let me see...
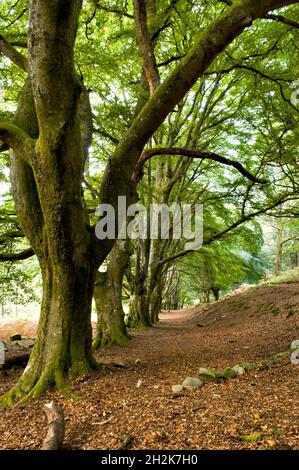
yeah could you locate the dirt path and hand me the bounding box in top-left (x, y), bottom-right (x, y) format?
top-left (0, 281), bottom-right (299, 450)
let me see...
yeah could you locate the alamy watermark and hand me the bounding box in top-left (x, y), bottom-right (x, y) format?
top-left (95, 197), bottom-right (203, 250)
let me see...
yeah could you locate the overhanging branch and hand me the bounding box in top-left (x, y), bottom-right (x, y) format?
top-left (132, 147), bottom-right (266, 184)
top-left (0, 248), bottom-right (35, 262)
top-left (159, 193), bottom-right (297, 267)
top-left (0, 33), bottom-right (28, 71)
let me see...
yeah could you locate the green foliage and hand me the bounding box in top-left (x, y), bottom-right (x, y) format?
top-left (1, 0), bottom-right (299, 313)
top-left (0, 260), bottom-right (38, 305)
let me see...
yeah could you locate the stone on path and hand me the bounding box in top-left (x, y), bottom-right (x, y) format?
top-left (172, 384), bottom-right (183, 395)
top-left (198, 367), bottom-right (217, 382)
top-left (182, 377), bottom-right (203, 390)
top-left (221, 367), bottom-right (237, 379)
top-left (232, 365), bottom-right (245, 375)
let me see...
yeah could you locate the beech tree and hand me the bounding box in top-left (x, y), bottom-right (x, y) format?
top-left (0, 0), bottom-right (299, 404)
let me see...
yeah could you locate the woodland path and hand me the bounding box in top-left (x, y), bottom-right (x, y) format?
top-left (0, 279), bottom-right (299, 449)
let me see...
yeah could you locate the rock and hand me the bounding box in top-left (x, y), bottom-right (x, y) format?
top-left (135, 359), bottom-right (141, 364)
top-left (291, 350), bottom-right (299, 365)
top-left (172, 384), bottom-right (183, 395)
top-left (290, 339), bottom-right (299, 350)
top-left (10, 334), bottom-right (22, 341)
top-left (221, 367), bottom-right (237, 379)
top-left (182, 377), bottom-right (203, 390)
top-left (198, 367), bottom-right (217, 382)
top-left (136, 379), bottom-right (143, 388)
top-left (232, 365), bottom-right (245, 376)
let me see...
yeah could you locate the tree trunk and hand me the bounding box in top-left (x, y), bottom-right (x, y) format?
top-left (126, 239), bottom-right (152, 328)
top-left (274, 221), bottom-right (284, 276)
top-left (3, 256), bottom-right (97, 405)
top-left (201, 290), bottom-right (210, 303)
top-left (127, 280), bottom-right (152, 328)
top-left (0, 0), bottom-right (100, 405)
top-left (211, 286), bottom-right (220, 301)
top-left (291, 252), bottom-right (299, 269)
top-left (93, 241), bottom-right (130, 349)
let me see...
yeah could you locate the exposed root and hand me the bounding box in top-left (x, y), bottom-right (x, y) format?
top-left (93, 332), bottom-right (129, 350)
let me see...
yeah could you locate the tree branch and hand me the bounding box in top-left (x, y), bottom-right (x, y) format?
top-left (0, 248), bottom-right (35, 262)
top-left (92, 1), bottom-right (134, 19)
top-left (0, 33), bottom-right (28, 71)
top-left (132, 147), bottom-right (266, 184)
top-left (0, 230), bottom-right (24, 244)
top-left (0, 122), bottom-right (35, 164)
top-left (159, 194), bottom-right (296, 266)
top-left (133, 0), bottom-right (160, 95)
top-left (264, 12), bottom-right (299, 28)
top-left (105, 0), bottom-right (299, 186)
top-left (220, 0), bottom-right (299, 28)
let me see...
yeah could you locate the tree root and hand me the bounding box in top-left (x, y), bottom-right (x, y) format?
top-left (92, 332), bottom-right (129, 350)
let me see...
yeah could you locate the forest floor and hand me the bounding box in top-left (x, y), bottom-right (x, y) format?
top-left (0, 271), bottom-right (299, 450)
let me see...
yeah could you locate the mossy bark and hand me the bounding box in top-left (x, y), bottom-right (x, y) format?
top-left (0, 1), bottom-right (99, 405)
top-left (2, 258), bottom-right (97, 405)
top-left (93, 241), bottom-right (130, 349)
top-left (127, 279), bottom-right (152, 328)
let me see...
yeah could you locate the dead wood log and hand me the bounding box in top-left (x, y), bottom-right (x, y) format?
top-left (41, 401), bottom-right (65, 450)
top-left (0, 353), bottom-right (29, 370)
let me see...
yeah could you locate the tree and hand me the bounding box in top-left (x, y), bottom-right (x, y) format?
top-left (1, 0), bottom-right (299, 404)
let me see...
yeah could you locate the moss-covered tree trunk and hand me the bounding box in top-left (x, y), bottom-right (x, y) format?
top-left (93, 241), bottom-right (130, 349)
top-left (0, 0), bottom-right (100, 404)
top-left (126, 238), bottom-right (152, 328)
top-left (5, 256), bottom-right (97, 404)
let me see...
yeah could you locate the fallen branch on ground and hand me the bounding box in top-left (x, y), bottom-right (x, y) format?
top-left (41, 401), bottom-right (65, 450)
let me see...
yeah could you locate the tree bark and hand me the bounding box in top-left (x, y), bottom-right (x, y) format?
top-left (274, 220), bottom-right (284, 276)
top-left (1, 0), bottom-right (100, 405)
top-left (93, 241), bottom-right (130, 349)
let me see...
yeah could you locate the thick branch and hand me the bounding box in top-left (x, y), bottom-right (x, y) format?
top-left (0, 33), bottom-right (28, 71)
top-left (0, 122), bottom-right (35, 165)
top-left (264, 13), bottom-right (299, 28)
top-left (0, 248), bottom-right (35, 262)
top-left (220, 0), bottom-right (299, 28)
top-left (0, 230), bottom-right (24, 244)
top-left (133, 0), bottom-right (160, 95)
top-left (133, 147), bottom-right (266, 184)
top-left (101, 0), bottom-right (299, 204)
